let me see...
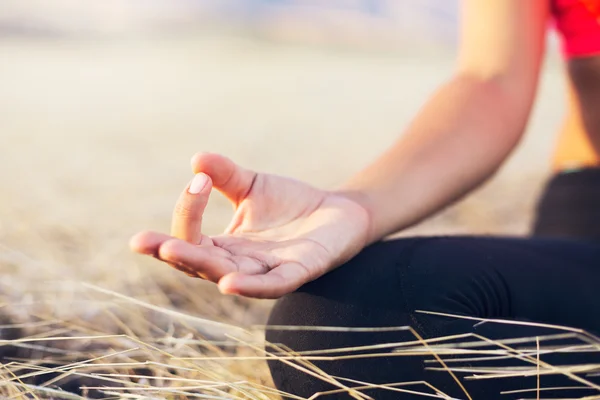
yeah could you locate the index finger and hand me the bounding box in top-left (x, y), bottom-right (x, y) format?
top-left (157, 238), bottom-right (236, 283)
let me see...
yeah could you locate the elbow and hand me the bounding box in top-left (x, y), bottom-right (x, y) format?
top-left (454, 66), bottom-right (538, 107)
top-left (451, 71), bottom-right (536, 144)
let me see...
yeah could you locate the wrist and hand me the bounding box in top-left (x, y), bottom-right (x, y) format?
top-left (329, 188), bottom-right (381, 245)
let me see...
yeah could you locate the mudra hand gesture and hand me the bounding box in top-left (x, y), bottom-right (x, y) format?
top-left (130, 152), bottom-right (371, 299)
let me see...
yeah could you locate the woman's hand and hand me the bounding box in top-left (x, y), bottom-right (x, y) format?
top-left (130, 153), bottom-right (371, 299)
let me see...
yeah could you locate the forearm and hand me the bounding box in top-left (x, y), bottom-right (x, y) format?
top-left (338, 73), bottom-right (532, 244)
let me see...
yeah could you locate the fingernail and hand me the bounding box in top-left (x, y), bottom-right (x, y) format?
top-left (188, 173), bottom-right (208, 194)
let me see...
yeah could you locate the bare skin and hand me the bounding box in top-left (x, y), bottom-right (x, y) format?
top-left (130, 0), bottom-right (599, 299)
top-left (553, 56), bottom-right (600, 169)
top-left (130, 152), bottom-right (370, 299)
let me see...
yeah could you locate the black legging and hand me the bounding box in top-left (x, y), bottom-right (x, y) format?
top-left (266, 170), bottom-right (600, 399)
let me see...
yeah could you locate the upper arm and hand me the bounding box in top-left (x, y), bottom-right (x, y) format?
top-left (456, 0), bottom-right (550, 105)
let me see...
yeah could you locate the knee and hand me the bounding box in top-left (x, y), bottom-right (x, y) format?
top-left (265, 237), bottom-right (486, 332)
top-left (264, 239), bottom-right (413, 356)
top-left (264, 253), bottom-right (416, 398)
top-left (266, 238), bottom-right (425, 333)
top-left (265, 238), bottom-right (437, 351)
top-left (264, 237), bottom-right (470, 397)
top-left (265, 284), bottom-right (374, 398)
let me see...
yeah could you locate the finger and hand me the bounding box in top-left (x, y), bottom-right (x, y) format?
top-left (217, 263), bottom-right (311, 299)
top-left (157, 238), bottom-right (237, 283)
top-left (129, 231), bottom-right (200, 276)
top-left (129, 230), bottom-right (172, 256)
top-left (171, 172), bottom-right (213, 244)
top-left (190, 152), bottom-right (257, 205)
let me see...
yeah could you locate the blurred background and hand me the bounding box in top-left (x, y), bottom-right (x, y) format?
top-left (0, 1), bottom-right (569, 397)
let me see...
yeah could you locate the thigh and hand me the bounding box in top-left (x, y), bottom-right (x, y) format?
top-left (400, 236), bottom-right (600, 336)
top-left (271, 235), bottom-right (600, 333)
top-left (266, 236), bottom-right (600, 399)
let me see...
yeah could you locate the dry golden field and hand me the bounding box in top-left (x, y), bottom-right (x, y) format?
top-left (1, 27), bottom-right (592, 398)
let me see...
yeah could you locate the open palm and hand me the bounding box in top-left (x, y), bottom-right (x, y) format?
top-left (130, 153), bottom-right (371, 299)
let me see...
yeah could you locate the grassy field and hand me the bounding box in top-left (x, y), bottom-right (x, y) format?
top-left (1, 30), bottom-right (596, 399)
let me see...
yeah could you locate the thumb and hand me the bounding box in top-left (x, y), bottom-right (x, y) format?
top-left (191, 152), bottom-right (257, 206)
top-left (171, 172), bottom-right (213, 244)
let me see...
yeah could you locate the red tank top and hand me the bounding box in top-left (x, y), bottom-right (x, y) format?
top-left (552, 0), bottom-right (600, 57)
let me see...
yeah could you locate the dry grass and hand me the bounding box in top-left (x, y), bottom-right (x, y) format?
top-left (0, 29), bottom-right (596, 399)
top-left (1, 298), bottom-right (599, 399)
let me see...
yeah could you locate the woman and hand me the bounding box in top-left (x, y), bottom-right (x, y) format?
top-left (130, 0), bottom-right (600, 398)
